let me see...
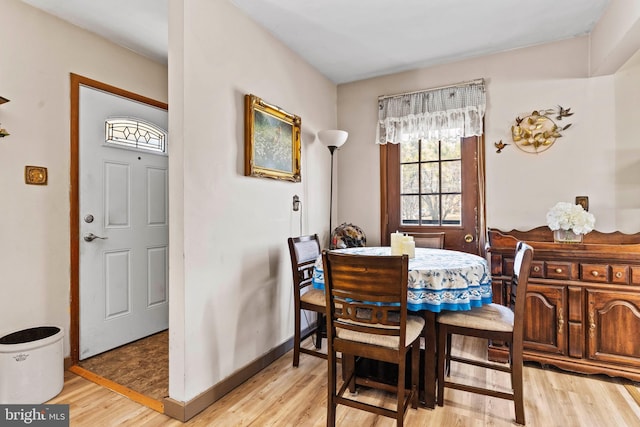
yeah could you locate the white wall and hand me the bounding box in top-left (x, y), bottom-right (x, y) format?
top-left (337, 36), bottom-right (621, 243)
top-left (614, 50), bottom-right (640, 232)
top-left (590, 0), bottom-right (640, 75)
top-left (168, 0), bottom-right (338, 401)
top-left (0, 0), bottom-right (167, 354)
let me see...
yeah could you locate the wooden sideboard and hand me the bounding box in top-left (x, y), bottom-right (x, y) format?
top-left (487, 227), bottom-right (640, 381)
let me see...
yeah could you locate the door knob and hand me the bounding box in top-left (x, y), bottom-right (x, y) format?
top-left (84, 233), bottom-right (108, 242)
top-left (464, 234), bottom-right (474, 243)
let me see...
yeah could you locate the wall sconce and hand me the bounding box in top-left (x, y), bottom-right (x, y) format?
top-left (317, 130), bottom-right (348, 235)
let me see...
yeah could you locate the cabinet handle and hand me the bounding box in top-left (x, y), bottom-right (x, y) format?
top-left (555, 268), bottom-right (563, 273)
top-left (615, 271), bottom-right (623, 279)
top-left (591, 271), bottom-right (599, 277)
top-left (588, 306), bottom-right (596, 338)
top-left (533, 266), bottom-right (540, 272)
top-left (557, 308), bottom-right (564, 334)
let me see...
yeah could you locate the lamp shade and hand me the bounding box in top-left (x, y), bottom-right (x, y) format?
top-left (317, 130), bottom-right (348, 148)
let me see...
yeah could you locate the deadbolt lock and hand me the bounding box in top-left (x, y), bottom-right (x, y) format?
top-left (464, 234), bottom-right (474, 243)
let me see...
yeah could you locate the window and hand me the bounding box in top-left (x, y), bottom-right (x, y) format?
top-left (378, 80), bottom-right (486, 253)
top-left (400, 137), bottom-right (462, 226)
top-left (105, 118), bottom-right (167, 154)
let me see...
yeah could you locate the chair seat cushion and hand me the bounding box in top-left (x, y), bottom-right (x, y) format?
top-left (437, 303), bottom-right (514, 332)
top-left (300, 288), bottom-right (326, 307)
top-left (336, 315), bottom-right (425, 349)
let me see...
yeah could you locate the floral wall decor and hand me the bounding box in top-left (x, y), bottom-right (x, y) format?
top-left (511, 106), bottom-right (573, 154)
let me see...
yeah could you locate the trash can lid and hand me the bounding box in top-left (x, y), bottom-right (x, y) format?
top-left (0, 326), bottom-right (61, 345)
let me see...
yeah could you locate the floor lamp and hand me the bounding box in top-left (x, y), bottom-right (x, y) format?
top-left (317, 130), bottom-right (348, 242)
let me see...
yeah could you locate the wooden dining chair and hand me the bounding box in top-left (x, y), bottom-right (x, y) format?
top-left (288, 235), bottom-right (327, 367)
top-left (322, 251), bottom-right (425, 427)
top-left (436, 241), bottom-right (533, 425)
top-left (412, 232), bottom-right (445, 249)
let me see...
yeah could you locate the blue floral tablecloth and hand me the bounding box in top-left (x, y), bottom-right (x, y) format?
top-left (313, 246), bottom-right (492, 312)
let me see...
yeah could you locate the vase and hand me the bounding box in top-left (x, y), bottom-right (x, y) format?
top-left (554, 229), bottom-right (583, 243)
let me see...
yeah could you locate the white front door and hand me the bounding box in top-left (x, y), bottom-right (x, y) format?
top-left (79, 85), bottom-right (169, 359)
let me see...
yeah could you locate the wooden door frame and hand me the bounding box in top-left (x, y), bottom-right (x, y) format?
top-left (379, 135), bottom-right (487, 255)
top-left (69, 73), bottom-right (168, 363)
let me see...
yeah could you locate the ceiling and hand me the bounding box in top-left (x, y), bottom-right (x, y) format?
top-left (20, 0), bottom-right (610, 84)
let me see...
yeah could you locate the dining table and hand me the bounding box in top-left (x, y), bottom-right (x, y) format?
top-left (312, 246), bottom-right (493, 408)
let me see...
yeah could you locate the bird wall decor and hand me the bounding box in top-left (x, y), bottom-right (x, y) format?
top-left (511, 106), bottom-right (573, 154)
top-left (494, 140), bottom-right (508, 153)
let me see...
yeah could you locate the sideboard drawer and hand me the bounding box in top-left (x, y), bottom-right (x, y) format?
top-left (530, 261), bottom-right (544, 278)
top-left (581, 263), bottom-right (610, 283)
top-left (546, 262), bottom-right (574, 280)
top-left (505, 259), bottom-right (549, 278)
top-left (611, 265), bottom-right (630, 285)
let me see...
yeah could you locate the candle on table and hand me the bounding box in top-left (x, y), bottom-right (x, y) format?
top-left (390, 231), bottom-right (403, 255)
top-left (402, 235), bottom-right (415, 258)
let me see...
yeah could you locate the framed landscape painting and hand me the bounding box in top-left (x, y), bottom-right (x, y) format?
top-left (244, 94), bottom-right (301, 182)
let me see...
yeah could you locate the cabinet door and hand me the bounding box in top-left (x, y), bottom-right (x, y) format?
top-left (524, 283), bottom-right (567, 355)
top-left (586, 289), bottom-right (640, 367)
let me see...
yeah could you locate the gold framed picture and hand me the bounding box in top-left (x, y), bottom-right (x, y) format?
top-left (244, 94), bottom-right (301, 182)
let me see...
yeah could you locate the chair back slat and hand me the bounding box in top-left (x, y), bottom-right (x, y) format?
top-left (412, 232), bottom-right (445, 249)
top-left (296, 261), bottom-right (315, 290)
top-left (335, 301), bottom-right (401, 328)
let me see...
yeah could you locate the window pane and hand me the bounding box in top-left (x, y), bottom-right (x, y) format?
top-left (441, 138), bottom-right (461, 160)
top-left (441, 160), bottom-right (461, 193)
top-left (400, 140), bottom-right (419, 163)
top-left (420, 163), bottom-right (439, 193)
top-left (401, 195), bottom-right (419, 225)
top-left (397, 137), bottom-right (466, 228)
top-left (105, 118), bottom-right (167, 154)
top-left (401, 164), bottom-right (419, 193)
top-left (420, 139), bottom-right (439, 161)
top-left (441, 194), bottom-right (462, 225)
top-left (420, 195), bottom-right (440, 225)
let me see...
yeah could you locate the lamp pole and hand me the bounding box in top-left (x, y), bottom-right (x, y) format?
top-left (328, 145), bottom-right (338, 238)
top-left (317, 129), bottom-right (348, 248)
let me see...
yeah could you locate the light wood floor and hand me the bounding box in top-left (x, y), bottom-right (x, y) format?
top-left (50, 336), bottom-right (640, 426)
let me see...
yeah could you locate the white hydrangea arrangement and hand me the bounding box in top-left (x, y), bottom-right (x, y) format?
top-left (546, 202), bottom-right (596, 235)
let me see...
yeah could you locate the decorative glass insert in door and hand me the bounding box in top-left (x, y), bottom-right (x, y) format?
top-left (105, 118), bottom-right (167, 154)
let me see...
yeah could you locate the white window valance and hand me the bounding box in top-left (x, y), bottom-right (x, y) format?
top-left (377, 79), bottom-right (486, 144)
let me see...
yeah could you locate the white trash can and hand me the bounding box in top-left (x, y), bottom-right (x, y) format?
top-left (0, 326), bottom-right (64, 404)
